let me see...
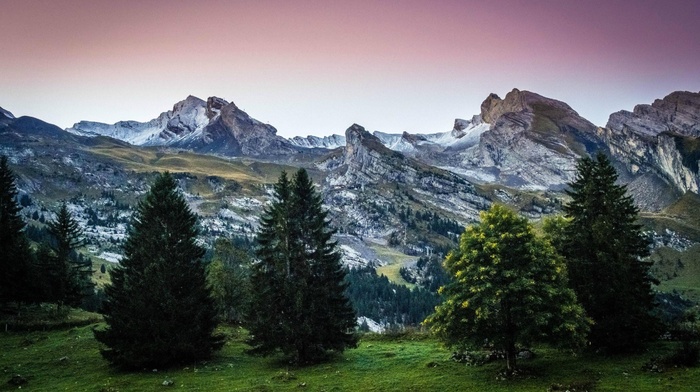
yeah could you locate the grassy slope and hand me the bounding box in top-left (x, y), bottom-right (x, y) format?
top-left (371, 245), bottom-right (417, 289)
top-left (642, 193), bottom-right (700, 300)
top-left (1, 324), bottom-right (699, 391)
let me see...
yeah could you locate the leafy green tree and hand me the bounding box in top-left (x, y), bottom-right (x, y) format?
top-left (541, 215), bottom-right (570, 253)
top-left (247, 169), bottom-right (357, 364)
top-left (44, 203), bottom-right (92, 308)
top-left (94, 172), bottom-right (223, 369)
top-left (425, 205), bottom-right (590, 372)
top-left (207, 238), bottom-right (251, 324)
top-left (562, 152), bottom-right (658, 352)
top-left (0, 155), bottom-right (35, 305)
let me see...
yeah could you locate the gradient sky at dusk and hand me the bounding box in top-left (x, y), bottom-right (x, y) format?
top-left (1, 0), bottom-right (699, 137)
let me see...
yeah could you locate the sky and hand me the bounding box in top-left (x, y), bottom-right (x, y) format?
top-left (1, 0), bottom-right (699, 138)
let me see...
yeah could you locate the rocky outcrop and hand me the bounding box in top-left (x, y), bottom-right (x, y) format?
top-left (0, 106), bottom-right (15, 121)
top-left (183, 100), bottom-right (298, 157)
top-left (438, 89), bottom-right (603, 190)
top-left (327, 124), bottom-right (489, 224)
top-left (601, 91), bottom-right (700, 196)
top-left (607, 91), bottom-right (700, 137)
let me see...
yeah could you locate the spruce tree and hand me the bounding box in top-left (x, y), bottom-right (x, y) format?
top-left (0, 155), bottom-right (34, 305)
top-left (247, 169), bottom-right (357, 364)
top-left (94, 172), bottom-right (223, 368)
top-left (45, 203), bottom-right (92, 308)
top-left (562, 152), bottom-right (658, 352)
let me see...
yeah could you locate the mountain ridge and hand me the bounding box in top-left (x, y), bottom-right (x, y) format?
top-left (7, 88), bottom-right (700, 208)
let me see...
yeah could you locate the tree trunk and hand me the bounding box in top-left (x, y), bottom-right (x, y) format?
top-left (505, 339), bottom-right (517, 373)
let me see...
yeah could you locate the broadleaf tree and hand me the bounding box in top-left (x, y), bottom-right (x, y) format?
top-left (247, 169), bottom-right (357, 364)
top-left (561, 152), bottom-right (658, 352)
top-left (206, 238), bottom-right (252, 324)
top-left (425, 204), bottom-right (590, 372)
top-left (94, 172), bottom-right (223, 369)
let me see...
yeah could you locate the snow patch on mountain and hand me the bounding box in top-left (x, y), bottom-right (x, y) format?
top-left (289, 134), bottom-right (346, 149)
top-left (66, 96), bottom-right (211, 145)
top-left (370, 116), bottom-right (488, 155)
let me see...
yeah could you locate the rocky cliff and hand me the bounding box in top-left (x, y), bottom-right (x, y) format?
top-left (325, 124), bottom-right (489, 229)
top-left (600, 91), bottom-right (700, 202)
top-left (421, 89), bottom-right (603, 190)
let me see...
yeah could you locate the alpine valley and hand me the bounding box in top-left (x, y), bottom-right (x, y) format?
top-left (2, 88), bottom-right (700, 329)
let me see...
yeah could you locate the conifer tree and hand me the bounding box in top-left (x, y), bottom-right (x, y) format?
top-left (247, 169), bottom-right (357, 364)
top-left (94, 172), bottom-right (223, 368)
top-left (425, 205), bottom-right (590, 372)
top-left (45, 203), bottom-right (92, 308)
top-left (0, 155), bottom-right (35, 305)
top-left (562, 152), bottom-right (658, 352)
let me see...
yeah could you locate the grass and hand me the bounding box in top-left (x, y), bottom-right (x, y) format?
top-left (1, 323), bottom-right (700, 391)
top-left (88, 145), bottom-right (268, 184)
top-left (653, 244), bottom-right (700, 302)
top-left (371, 245), bottom-right (417, 289)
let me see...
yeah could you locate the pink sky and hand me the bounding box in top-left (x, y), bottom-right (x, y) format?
top-left (1, 0), bottom-right (698, 137)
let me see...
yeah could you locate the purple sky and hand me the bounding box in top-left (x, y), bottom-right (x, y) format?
top-left (1, 0), bottom-right (698, 137)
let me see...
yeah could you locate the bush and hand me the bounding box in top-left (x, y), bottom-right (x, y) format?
top-left (665, 341), bottom-right (700, 367)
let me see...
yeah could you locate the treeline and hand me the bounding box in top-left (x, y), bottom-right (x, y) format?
top-left (1, 156), bottom-right (94, 312)
top-left (345, 267), bottom-right (441, 327)
top-left (399, 255), bottom-right (451, 293)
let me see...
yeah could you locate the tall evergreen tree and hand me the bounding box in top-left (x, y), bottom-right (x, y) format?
top-left (0, 155), bottom-right (34, 305)
top-left (44, 203), bottom-right (92, 308)
top-left (247, 169), bottom-right (357, 364)
top-left (94, 172), bottom-right (223, 368)
top-left (562, 152), bottom-right (658, 352)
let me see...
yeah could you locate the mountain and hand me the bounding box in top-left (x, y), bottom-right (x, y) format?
top-left (67, 96), bottom-right (301, 157)
top-left (4, 89), bottom-right (700, 325)
top-left (0, 106), bottom-right (15, 121)
top-left (601, 91), bottom-right (700, 204)
top-left (319, 123), bottom-right (493, 248)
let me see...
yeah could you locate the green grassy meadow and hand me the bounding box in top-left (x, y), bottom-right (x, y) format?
top-left (1, 320), bottom-right (699, 392)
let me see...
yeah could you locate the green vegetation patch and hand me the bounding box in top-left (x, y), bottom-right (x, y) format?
top-left (2, 326), bottom-right (700, 391)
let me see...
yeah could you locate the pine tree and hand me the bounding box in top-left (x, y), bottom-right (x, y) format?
top-left (94, 172), bottom-right (223, 368)
top-left (44, 203), bottom-right (92, 308)
top-left (562, 152), bottom-right (658, 352)
top-left (247, 169), bottom-right (357, 364)
top-left (0, 155), bottom-right (35, 305)
top-left (425, 205), bottom-right (590, 372)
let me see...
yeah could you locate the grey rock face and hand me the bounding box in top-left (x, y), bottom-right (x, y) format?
top-left (327, 124), bottom-right (489, 224)
top-left (602, 91), bottom-right (700, 196)
top-left (437, 89), bottom-right (602, 190)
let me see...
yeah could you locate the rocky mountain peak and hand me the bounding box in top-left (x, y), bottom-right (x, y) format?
top-left (480, 88), bottom-right (579, 125)
top-left (0, 106), bottom-right (16, 120)
top-left (607, 91), bottom-right (700, 137)
top-left (206, 96), bottom-right (229, 119)
top-left (345, 124), bottom-right (379, 163)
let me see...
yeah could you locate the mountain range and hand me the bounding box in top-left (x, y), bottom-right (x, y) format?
top-left (2, 88), bottom-right (700, 273)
